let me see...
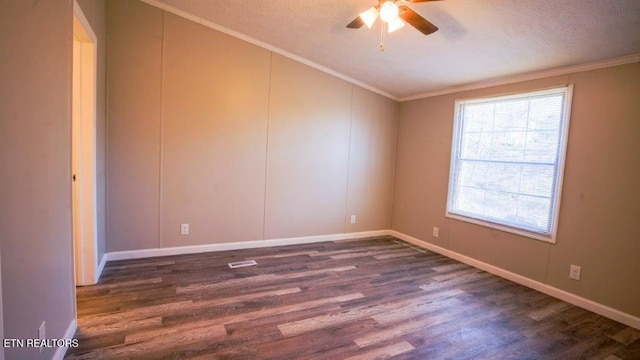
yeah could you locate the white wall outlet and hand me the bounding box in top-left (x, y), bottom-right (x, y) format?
top-left (180, 223), bottom-right (189, 235)
top-left (432, 227), bottom-right (439, 237)
top-left (350, 215), bottom-right (356, 224)
top-left (569, 264), bottom-right (581, 280)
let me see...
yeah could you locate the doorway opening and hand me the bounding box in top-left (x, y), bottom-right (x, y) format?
top-left (72, 2), bottom-right (99, 286)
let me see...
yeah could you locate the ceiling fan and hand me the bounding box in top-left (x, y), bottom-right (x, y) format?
top-left (347, 0), bottom-right (441, 49)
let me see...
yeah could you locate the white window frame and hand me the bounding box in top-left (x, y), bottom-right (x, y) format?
top-left (446, 85), bottom-right (573, 243)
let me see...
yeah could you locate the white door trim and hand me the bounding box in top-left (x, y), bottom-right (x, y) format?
top-left (72, 1), bottom-right (99, 286)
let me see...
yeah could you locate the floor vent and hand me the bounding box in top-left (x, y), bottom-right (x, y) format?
top-left (228, 260), bottom-right (258, 269)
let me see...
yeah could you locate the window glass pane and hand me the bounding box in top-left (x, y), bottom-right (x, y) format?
top-left (494, 99), bottom-right (528, 131)
top-left (447, 87), bottom-right (570, 240)
top-left (528, 96), bottom-right (563, 130)
top-left (484, 190), bottom-right (518, 222)
top-left (519, 165), bottom-right (554, 197)
top-left (490, 131), bottom-right (526, 161)
top-left (456, 186), bottom-right (485, 214)
top-left (525, 130), bottom-right (559, 163)
top-left (460, 133), bottom-right (480, 159)
top-left (463, 103), bottom-right (494, 132)
top-left (516, 195), bottom-right (551, 232)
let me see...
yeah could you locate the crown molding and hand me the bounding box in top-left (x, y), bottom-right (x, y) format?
top-left (133, 1), bottom-right (640, 104)
top-left (400, 53), bottom-right (640, 102)
top-left (138, 0), bottom-right (399, 101)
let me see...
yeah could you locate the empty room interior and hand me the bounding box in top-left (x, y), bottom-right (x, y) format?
top-left (1, 0), bottom-right (639, 359)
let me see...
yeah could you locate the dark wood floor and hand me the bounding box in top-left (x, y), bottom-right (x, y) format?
top-left (66, 236), bottom-right (640, 359)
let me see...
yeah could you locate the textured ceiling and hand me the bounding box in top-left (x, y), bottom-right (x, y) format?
top-left (146, 0), bottom-right (640, 100)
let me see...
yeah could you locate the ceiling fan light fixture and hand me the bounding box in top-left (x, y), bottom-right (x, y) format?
top-left (346, 0), bottom-right (440, 51)
top-left (379, 1), bottom-right (399, 23)
top-left (387, 17), bottom-right (405, 33)
top-left (359, 7), bottom-right (378, 28)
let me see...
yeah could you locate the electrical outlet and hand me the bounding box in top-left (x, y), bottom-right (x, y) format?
top-left (432, 227), bottom-right (439, 237)
top-left (569, 264), bottom-right (581, 281)
top-left (350, 215), bottom-right (356, 224)
top-left (180, 223), bottom-right (189, 235)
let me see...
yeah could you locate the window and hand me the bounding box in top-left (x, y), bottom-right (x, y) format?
top-left (446, 86), bottom-right (572, 242)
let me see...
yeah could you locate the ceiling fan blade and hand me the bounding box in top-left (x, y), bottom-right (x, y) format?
top-left (398, 6), bottom-right (439, 35)
top-left (346, 16), bottom-right (365, 29)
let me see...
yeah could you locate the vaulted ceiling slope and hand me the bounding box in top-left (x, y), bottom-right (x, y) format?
top-left (145, 0), bottom-right (640, 100)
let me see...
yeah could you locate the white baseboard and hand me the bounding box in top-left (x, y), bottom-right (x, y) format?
top-left (105, 230), bottom-right (390, 261)
top-left (101, 228), bottom-right (638, 330)
top-left (96, 253), bottom-right (107, 281)
top-left (388, 230), bottom-right (640, 330)
top-left (52, 319), bottom-right (77, 360)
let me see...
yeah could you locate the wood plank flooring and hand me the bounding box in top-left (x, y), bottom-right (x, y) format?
top-left (66, 236), bottom-right (640, 359)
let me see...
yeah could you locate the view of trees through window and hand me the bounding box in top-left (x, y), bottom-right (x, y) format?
top-left (447, 87), bottom-right (571, 239)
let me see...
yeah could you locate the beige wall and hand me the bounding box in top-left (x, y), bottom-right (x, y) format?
top-left (0, 0), bottom-right (77, 358)
top-left (106, 0), bottom-right (637, 324)
top-left (393, 63), bottom-right (640, 317)
top-left (107, 1), bottom-right (399, 250)
top-left (346, 87), bottom-right (398, 232)
top-left (161, 13), bottom-right (270, 247)
top-left (265, 55), bottom-right (352, 239)
top-left (107, 0), bottom-right (163, 251)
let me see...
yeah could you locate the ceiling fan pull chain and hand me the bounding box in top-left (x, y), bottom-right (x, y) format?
top-left (346, 1), bottom-right (440, 51)
top-left (380, 21), bottom-right (386, 51)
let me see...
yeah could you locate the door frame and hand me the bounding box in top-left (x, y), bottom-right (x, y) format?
top-left (72, 1), bottom-right (99, 286)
